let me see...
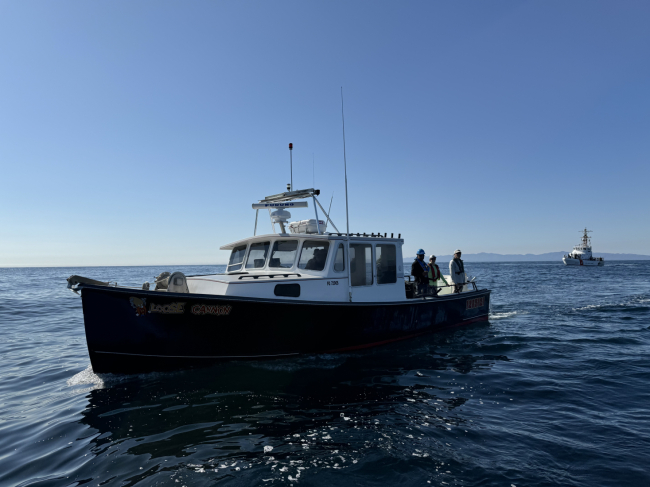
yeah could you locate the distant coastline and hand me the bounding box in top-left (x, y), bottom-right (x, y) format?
top-left (404, 252), bottom-right (650, 263)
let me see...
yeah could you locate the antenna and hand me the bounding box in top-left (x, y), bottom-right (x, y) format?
top-left (328, 192), bottom-right (334, 216)
top-left (341, 87), bottom-right (352, 302)
top-left (341, 88), bottom-right (350, 238)
top-left (289, 143), bottom-right (293, 191)
top-left (313, 153), bottom-right (315, 188)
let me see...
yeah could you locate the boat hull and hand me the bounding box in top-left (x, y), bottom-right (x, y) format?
top-left (79, 285), bottom-right (491, 373)
top-left (562, 258), bottom-right (604, 266)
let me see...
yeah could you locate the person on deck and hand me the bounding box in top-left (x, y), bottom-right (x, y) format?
top-left (449, 250), bottom-right (466, 293)
top-left (411, 249), bottom-right (429, 296)
top-left (428, 255), bottom-right (448, 293)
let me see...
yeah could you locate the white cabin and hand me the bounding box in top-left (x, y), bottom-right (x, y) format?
top-left (176, 187), bottom-right (469, 301)
top-left (186, 233), bottom-right (407, 302)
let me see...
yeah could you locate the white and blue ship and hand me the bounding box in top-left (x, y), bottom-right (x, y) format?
top-left (563, 228), bottom-right (605, 266)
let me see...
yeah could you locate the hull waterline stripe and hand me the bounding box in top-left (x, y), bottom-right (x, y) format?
top-left (322, 314), bottom-right (490, 353)
top-left (463, 313), bottom-right (490, 322)
top-left (93, 351), bottom-right (300, 359)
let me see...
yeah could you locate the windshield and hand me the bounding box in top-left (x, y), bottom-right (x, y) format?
top-left (269, 240), bottom-right (298, 268)
top-left (298, 241), bottom-right (330, 271)
top-left (227, 245), bottom-right (247, 272)
top-left (245, 241), bottom-right (270, 269)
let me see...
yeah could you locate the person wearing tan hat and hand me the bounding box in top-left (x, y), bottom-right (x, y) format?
top-left (449, 249), bottom-right (466, 293)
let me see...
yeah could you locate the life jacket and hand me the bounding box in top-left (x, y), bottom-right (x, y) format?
top-left (429, 264), bottom-right (441, 281)
top-left (416, 259), bottom-right (429, 273)
top-left (429, 264), bottom-right (442, 286)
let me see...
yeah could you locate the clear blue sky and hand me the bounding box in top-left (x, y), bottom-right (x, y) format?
top-left (1, 0), bottom-right (648, 266)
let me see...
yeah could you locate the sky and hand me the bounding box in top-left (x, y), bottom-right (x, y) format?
top-left (0, 0), bottom-right (648, 266)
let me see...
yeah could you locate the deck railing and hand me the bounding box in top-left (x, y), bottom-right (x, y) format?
top-left (403, 276), bottom-right (478, 296)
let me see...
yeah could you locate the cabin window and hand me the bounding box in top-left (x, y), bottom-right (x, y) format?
top-left (333, 243), bottom-right (345, 272)
top-left (274, 283), bottom-right (300, 297)
top-left (376, 244), bottom-right (397, 284)
top-left (269, 240), bottom-right (298, 268)
top-left (227, 245), bottom-right (247, 272)
top-left (245, 241), bottom-right (270, 269)
top-left (350, 244), bottom-right (373, 286)
top-left (298, 241), bottom-right (330, 271)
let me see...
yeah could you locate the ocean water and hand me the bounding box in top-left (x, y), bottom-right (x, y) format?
top-left (0, 262), bottom-right (649, 487)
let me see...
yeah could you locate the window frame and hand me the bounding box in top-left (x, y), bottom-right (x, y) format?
top-left (297, 239), bottom-right (331, 272)
top-left (268, 239), bottom-right (299, 269)
top-left (244, 241), bottom-right (271, 270)
top-left (332, 242), bottom-right (346, 273)
top-left (227, 244), bottom-right (248, 273)
top-left (375, 243), bottom-right (397, 285)
top-left (350, 243), bottom-right (374, 287)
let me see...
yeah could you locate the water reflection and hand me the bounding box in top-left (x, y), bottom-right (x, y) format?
top-left (73, 323), bottom-right (505, 485)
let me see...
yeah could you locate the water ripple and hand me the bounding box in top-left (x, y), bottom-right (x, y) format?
top-left (0, 263), bottom-right (649, 486)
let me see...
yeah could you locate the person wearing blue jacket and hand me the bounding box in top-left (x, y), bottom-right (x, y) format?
top-left (410, 249), bottom-right (429, 296)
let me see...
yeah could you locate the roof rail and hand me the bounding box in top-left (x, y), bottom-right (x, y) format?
top-left (260, 188), bottom-right (320, 203)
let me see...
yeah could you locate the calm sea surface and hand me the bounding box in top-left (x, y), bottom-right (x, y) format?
top-left (1, 262), bottom-right (649, 487)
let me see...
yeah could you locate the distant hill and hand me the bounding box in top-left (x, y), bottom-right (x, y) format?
top-left (404, 252), bottom-right (650, 263)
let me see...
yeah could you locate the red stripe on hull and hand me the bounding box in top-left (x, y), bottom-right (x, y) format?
top-left (323, 314), bottom-right (489, 353)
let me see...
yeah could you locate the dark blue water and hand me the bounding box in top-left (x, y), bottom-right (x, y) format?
top-left (1, 262), bottom-right (649, 487)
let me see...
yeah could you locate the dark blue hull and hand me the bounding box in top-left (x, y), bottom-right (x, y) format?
top-left (79, 285), bottom-right (491, 373)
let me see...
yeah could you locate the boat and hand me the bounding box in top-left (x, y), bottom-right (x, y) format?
top-left (562, 228), bottom-right (604, 266)
top-left (67, 187), bottom-right (492, 373)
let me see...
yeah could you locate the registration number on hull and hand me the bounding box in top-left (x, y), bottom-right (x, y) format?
top-left (466, 297), bottom-right (485, 310)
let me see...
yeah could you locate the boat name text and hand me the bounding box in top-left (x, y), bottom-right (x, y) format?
top-left (191, 304), bottom-right (232, 316)
top-left (149, 302), bottom-right (185, 314)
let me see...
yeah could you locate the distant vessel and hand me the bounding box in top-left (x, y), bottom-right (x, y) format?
top-left (563, 229), bottom-right (604, 266)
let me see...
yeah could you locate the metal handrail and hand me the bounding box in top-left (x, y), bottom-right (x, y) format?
top-left (404, 276), bottom-right (478, 294)
top-left (238, 273), bottom-right (302, 280)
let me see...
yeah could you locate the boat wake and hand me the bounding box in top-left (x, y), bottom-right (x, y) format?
top-left (572, 295), bottom-right (650, 312)
top-left (249, 354), bottom-right (350, 372)
top-left (67, 365), bottom-right (105, 391)
top-left (489, 311), bottom-right (524, 320)
top-left (67, 364), bottom-right (184, 391)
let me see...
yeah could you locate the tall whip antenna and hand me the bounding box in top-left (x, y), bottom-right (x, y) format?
top-left (341, 87), bottom-right (352, 302)
top-left (341, 88), bottom-right (350, 238)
